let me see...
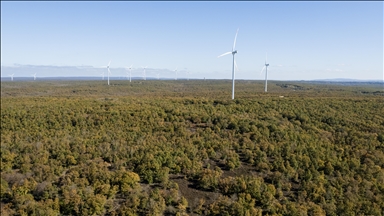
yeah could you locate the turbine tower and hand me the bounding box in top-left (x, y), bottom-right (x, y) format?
top-left (100, 72), bottom-right (105, 80)
top-left (9, 73), bottom-right (14, 81)
top-left (32, 73), bottom-right (37, 81)
top-left (218, 28), bottom-right (239, 100)
top-left (260, 53), bottom-right (269, 92)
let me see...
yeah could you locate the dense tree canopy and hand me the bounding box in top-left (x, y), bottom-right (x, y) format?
top-left (1, 80), bottom-right (383, 215)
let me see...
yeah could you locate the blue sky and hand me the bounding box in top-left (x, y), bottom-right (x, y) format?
top-left (1, 1), bottom-right (383, 80)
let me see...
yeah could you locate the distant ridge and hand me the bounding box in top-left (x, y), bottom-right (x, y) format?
top-left (312, 78), bottom-right (383, 83)
top-left (1, 77), bottom-right (383, 83)
top-left (0, 77), bottom-right (188, 81)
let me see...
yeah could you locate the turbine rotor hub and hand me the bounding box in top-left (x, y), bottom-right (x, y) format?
top-left (232, 50), bottom-right (237, 54)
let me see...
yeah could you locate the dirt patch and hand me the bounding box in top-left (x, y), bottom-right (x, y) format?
top-left (172, 177), bottom-right (220, 213)
top-left (221, 162), bottom-right (259, 178)
top-left (169, 161), bottom-right (262, 214)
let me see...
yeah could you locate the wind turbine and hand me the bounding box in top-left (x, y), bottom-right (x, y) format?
top-left (157, 73), bottom-right (160, 80)
top-left (102, 60), bottom-right (111, 85)
top-left (107, 61), bottom-right (112, 85)
top-left (174, 68), bottom-right (178, 80)
top-left (9, 73), bottom-right (14, 81)
top-left (260, 53), bottom-right (269, 92)
top-left (32, 73), bottom-right (36, 81)
top-left (100, 72), bottom-right (105, 80)
top-left (142, 66), bottom-right (147, 80)
top-left (126, 65), bottom-right (133, 82)
top-left (218, 28), bottom-right (239, 100)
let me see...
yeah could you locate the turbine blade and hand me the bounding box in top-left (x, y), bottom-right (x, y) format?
top-left (260, 66), bottom-right (266, 75)
top-left (233, 28), bottom-right (239, 51)
top-left (234, 60), bottom-right (239, 72)
top-left (217, 51), bottom-right (232, 58)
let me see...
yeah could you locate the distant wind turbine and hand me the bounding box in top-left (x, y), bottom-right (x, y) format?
top-left (126, 65), bottom-right (133, 82)
top-left (260, 53), bottom-right (269, 92)
top-left (142, 66), bottom-right (147, 80)
top-left (107, 61), bottom-right (111, 85)
top-left (174, 68), bottom-right (178, 80)
top-left (96, 63), bottom-right (111, 82)
top-left (32, 73), bottom-right (37, 81)
top-left (101, 60), bottom-right (112, 85)
top-left (9, 73), bottom-right (14, 81)
top-left (157, 73), bottom-right (160, 80)
top-left (218, 28), bottom-right (239, 100)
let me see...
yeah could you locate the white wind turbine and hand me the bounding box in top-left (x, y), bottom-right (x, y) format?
top-left (9, 73), bottom-right (14, 81)
top-left (101, 60), bottom-right (111, 85)
top-left (32, 73), bottom-right (37, 80)
top-left (126, 65), bottom-right (133, 82)
top-left (142, 66), bottom-right (147, 80)
top-left (260, 53), bottom-right (269, 92)
top-left (218, 28), bottom-right (239, 100)
top-left (174, 68), bottom-right (178, 80)
top-left (157, 72), bottom-right (160, 80)
top-left (107, 61), bottom-right (111, 85)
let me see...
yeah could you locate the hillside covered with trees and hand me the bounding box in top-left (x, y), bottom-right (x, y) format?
top-left (1, 80), bottom-right (383, 215)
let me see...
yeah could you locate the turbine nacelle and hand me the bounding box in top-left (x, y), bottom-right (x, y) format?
top-left (232, 50), bottom-right (238, 55)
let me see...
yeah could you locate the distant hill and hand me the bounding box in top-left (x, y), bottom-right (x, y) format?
top-left (312, 78), bottom-right (383, 83)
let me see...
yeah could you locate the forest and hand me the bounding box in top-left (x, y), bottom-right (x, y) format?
top-left (1, 80), bottom-right (384, 215)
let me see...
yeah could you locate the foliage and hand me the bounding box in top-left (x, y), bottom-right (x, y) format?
top-left (1, 80), bottom-right (383, 215)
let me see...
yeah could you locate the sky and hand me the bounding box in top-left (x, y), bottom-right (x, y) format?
top-left (1, 1), bottom-right (383, 80)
